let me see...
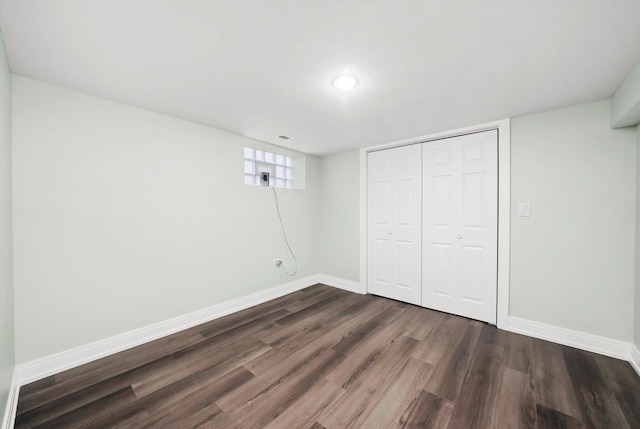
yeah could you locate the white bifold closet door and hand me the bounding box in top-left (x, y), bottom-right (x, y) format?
top-left (367, 144), bottom-right (422, 305)
top-left (422, 130), bottom-right (498, 324)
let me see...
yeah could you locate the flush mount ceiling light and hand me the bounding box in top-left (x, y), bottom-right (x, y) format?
top-left (331, 74), bottom-right (359, 90)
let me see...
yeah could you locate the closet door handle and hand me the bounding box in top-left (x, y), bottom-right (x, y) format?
top-left (456, 234), bottom-right (463, 239)
top-left (387, 230), bottom-right (393, 236)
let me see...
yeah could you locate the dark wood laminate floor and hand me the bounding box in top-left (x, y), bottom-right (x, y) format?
top-left (15, 284), bottom-right (640, 428)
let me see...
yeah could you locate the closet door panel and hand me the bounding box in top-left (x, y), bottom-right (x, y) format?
top-left (367, 144), bottom-right (422, 305)
top-left (422, 131), bottom-right (498, 324)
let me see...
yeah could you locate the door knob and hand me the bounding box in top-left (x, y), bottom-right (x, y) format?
top-left (456, 234), bottom-right (463, 239)
top-left (387, 230), bottom-right (393, 235)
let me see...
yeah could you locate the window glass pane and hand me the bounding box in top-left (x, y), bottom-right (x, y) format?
top-left (265, 151), bottom-right (274, 164)
top-left (244, 147), bottom-right (297, 188)
top-left (244, 160), bottom-right (255, 175)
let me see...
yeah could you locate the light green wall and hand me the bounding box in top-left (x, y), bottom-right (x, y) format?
top-left (611, 59), bottom-right (640, 128)
top-left (511, 100), bottom-right (636, 341)
top-left (636, 123), bottom-right (640, 349)
top-left (9, 70), bottom-right (640, 369)
top-left (317, 150), bottom-right (360, 281)
top-left (0, 30), bottom-right (14, 425)
top-left (309, 104), bottom-right (639, 344)
top-left (12, 76), bottom-right (320, 363)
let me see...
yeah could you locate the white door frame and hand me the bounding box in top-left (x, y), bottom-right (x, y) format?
top-left (359, 119), bottom-right (511, 329)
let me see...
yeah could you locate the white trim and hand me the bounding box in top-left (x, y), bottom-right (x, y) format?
top-left (316, 273), bottom-right (366, 294)
top-left (496, 120), bottom-right (511, 329)
top-left (364, 119), bottom-right (510, 152)
top-left (508, 316), bottom-right (631, 361)
top-left (359, 119), bottom-right (511, 328)
top-left (1, 369), bottom-right (19, 429)
top-left (359, 148), bottom-right (368, 295)
top-left (630, 344), bottom-right (640, 377)
top-left (16, 275), bottom-right (318, 385)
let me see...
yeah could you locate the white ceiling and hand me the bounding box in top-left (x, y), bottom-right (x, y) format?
top-left (1, 1), bottom-right (640, 155)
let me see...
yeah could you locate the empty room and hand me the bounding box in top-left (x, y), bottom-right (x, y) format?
top-left (1, 1), bottom-right (640, 428)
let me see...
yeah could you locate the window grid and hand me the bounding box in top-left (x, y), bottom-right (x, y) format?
top-left (244, 147), bottom-right (293, 189)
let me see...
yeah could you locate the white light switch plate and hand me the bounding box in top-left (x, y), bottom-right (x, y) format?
top-left (518, 202), bottom-right (531, 217)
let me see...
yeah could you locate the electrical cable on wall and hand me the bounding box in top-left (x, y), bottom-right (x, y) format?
top-left (272, 187), bottom-right (298, 276)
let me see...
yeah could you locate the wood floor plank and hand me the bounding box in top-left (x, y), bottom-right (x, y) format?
top-left (393, 389), bottom-right (453, 429)
top-left (410, 312), bottom-right (470, 365)
top-left (17, 376), bottom-right (55, 397)
top-left (488, 366), bottom-right (537, 429)
top-left (532, 337), bottom-right (582, 419)
top-left (292, 284), bottom-right (340, 304)
top-left (223, 349), bottom-right (345, 428)
top-left (178, 287), bottom-right (309, 341)
top-left (85, 363), bottom-right (255, 428)
top-left (593, 354), bottom-right (640, 428)
top-left (15, 285), bottom-right (640, 429)
top-left (217, 334), bottom-right (343, 411)
top-left (262, 378), bottom-right (346, 429)
top-left (422, 318), bottom-right (482, 401)
top-left (261, 292), bottom-right (365, 350)
top-left (446, 339), bottom-right (504, 428)
top-left (536, 404), bottom-right (584, 429)
top-left (18, 332), bottom-right (206, 415)
top-left (99, 366), bottom-right (254, 429)
top-left (394, 305), bottom-right (445, 341)
top-left (16, 355), bottom-right (176, 428)
top-left (563, 346), bottom-right (630, 428)
top-left (162, 402), bottom-right (227, 429)
top-left (52, 330), bottom-right (206, 385)
top-left (30, 386), bottom-right (137, 429)
top-left (315, 336), bottom-right (419, 428)
top-left (132, 309), bottom-right (285, 391)
top-left (476, 322), bottom-right (506, 359)
top-left (324, 319), bottom-right (408, 389)
top-left (197, 307), bottom-right (289, 338)
top-left (331, 304), bottom-right (405, 356)
top-left (349, 357), bottom-right (433, 428)
top-left (245, 323), bottom-right (332, 376)
top-left (273, 290), bottom-right (346, 326)
top-left (246, 296), bottom-right (395, 377)
top-left (503, 331), bottom-right (535, 376)
top-left (131, 338), bottom-right (270, 398)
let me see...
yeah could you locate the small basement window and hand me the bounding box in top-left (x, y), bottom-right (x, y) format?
top-left (244, 147), bottom-right (296, 189)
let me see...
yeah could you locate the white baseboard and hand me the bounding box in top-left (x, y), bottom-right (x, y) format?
top-left (17, 275), bottom-right (319, 386)
top-left (316, 273), bottom-right (365, 294)
top-left (630, 344), bottom-right (640, 377)
top-left (507, 316), bottom-right (632, 361)
top-left (1, 369), bottom-right (19, 429)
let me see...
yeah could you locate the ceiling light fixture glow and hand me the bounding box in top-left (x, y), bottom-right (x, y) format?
top-left (331, 74), bottom-right (359, 90)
